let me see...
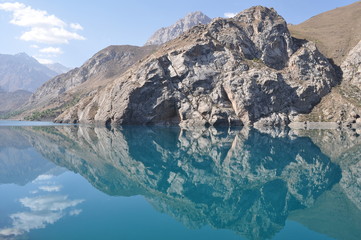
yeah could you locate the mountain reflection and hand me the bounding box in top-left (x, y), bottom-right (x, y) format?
top-left (0, 127), bottom-right (61, 185)
top-left (12, 125), bottom-right (360, 240)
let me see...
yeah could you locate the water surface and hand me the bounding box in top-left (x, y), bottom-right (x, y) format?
top-left (0, 121), bottom-right (360, 240)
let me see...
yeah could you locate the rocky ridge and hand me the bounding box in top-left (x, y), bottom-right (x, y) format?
top-left (144, 11), bottom-right (212, 46)
top-left (55, 6), bottom-right (337, 127)
top-left (22, 45), bottom-right (158, 120)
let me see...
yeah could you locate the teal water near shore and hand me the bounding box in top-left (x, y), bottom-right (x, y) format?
top-left (0, 121), bottom-right (360, 240)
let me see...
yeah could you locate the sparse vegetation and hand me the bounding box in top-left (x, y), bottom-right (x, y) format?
top-left (252, 58), bottom-right (262, 63)
top-left (0, 110), bottom-right (25, 119)
top-left (23, 95), bottom-right (82, 121)
top-left (24, 109), bottom-right (59, 121)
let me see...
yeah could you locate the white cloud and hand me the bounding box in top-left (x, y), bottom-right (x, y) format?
top-left (33, 174), bottom-right (54, 182)
top-left (38, 185), bottom-right (62, 192)
top-left (69, 209), bottom-right (82, 216)
top-left (70, 23), bottom-right (83, 31)
top-left (0, 2), bottom-right (65, 28)
top-left (39, 47), bottom-right (63, 54)
top-left (224, 12), bottom-right (237, 18)
top-left (20, 26), bottom-right (85, 44)
top-left (0, 2), bottom-right (85, 44)
top-left (0, 2), bottom-right (24, 12)
top-left (30, 44), bottom-right (40, 48)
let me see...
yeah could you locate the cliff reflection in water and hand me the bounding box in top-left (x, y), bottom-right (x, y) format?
top-left (20, 126), bottom-right (361, 240)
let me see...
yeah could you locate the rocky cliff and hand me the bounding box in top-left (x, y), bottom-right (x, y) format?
top-left (341, 39), bottom-right (361, 87)
top-left (145, 11), bottom-right (212, 46)
top-left (295, 39), bottom-right (361, 124)
top-left (55, 6), bottom-right (337, 127)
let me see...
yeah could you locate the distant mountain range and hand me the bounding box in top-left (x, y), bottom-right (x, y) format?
top-left (45, 63), bottom-right (70, 75)
top-left (145, 11), bottom-right (211, 46)
top-left (0, 53), bottom-right (69, 117)
top-left (0, 53), bottom-right (67, 92)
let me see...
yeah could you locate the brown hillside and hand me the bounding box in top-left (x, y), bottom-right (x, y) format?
top-left (289, 1), bottom-right (361, 65)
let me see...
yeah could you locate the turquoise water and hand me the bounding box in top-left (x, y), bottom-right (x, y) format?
top-left (0, 122), bottom-right (360, 240)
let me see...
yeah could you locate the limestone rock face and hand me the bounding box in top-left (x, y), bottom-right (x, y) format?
top-left (342, 40), bottom-right (361, 86)
top-left (56, 6), bottom-right (337, 127)
top-left (145, 11), bottom-right (212, 46)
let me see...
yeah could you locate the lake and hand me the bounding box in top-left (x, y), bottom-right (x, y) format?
top-left (0, 121), bottom-right (360, 240)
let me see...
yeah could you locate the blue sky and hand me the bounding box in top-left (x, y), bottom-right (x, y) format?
top-left (0, 0), bottom-right (358, 67)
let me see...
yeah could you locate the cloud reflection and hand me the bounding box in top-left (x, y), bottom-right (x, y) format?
top-left (0, 193), bottom-right (84, 238)
top-left (20, 195), bottom-right (84, 212)
top-left (33, 174), bottom-right (54, 182)
top-left (38, 185), bottom-right (62, 192)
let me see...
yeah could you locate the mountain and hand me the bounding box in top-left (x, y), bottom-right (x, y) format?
top-left (0, 90), bottom-right (32, 116)
top-left (144, 11), bottom-right (211, 46)
top-left (45, 63), bottom-right (70, 74)
top-left (54, 6), bottom-right (337, 127)
top-left (0, 53), bottom-right (58, 92)
top-left (288, 1), bottom-right (361, 65)
top-left (18, 4), bottom-right (361, 126)
top-left (22, 45), bottom-right (158, 120)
